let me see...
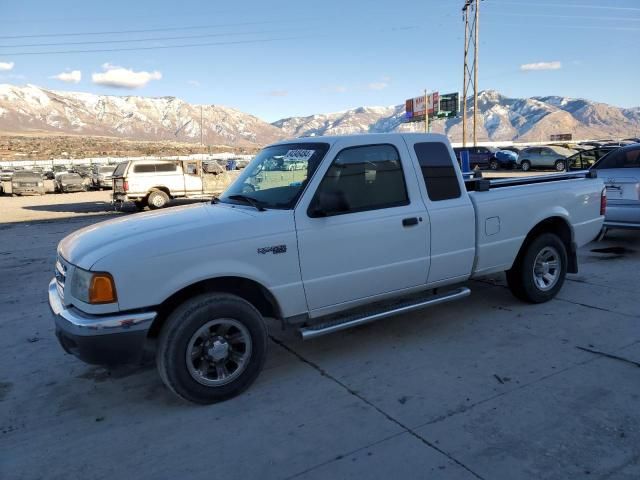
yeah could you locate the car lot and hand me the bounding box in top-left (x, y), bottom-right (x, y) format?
top-left (0, 192), bottom-right (639, 479)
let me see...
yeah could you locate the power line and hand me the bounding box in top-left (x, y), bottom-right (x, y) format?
top-left (0, 25), bottom-right (418, 56)
top-left (488, 1), bottom-right (640, 12)
top-left (0, 28), bottom-right (306, 48)
top-left (0, 19), bottom-right (301, 40)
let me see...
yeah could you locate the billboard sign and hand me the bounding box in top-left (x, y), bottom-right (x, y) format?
top-left (405, 92), bottom-right (439, 120)
top-left (550, 133), bottom-right (572, 141)
top-left (438, 92), bottom-right (460, 118)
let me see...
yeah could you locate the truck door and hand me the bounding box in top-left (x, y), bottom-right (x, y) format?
top-left (404, 139), bottom-right (476, 284)
top-left (183, 161), bottom-right (204, 196)
top-left (294, 138), bottom-right (430, 313)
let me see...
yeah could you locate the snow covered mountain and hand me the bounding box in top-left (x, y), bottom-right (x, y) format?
top-left (0, 84), bottom-right (284, 147)
top-left (0, 84), bottom-right (638, 146)
top-left (274, 90), bottom-right (640, 142)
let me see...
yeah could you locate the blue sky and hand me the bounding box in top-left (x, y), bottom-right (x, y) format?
top-left (0, 0), bottom-right (638, 121)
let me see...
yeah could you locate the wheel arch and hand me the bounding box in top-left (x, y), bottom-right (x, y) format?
top-left (514, 216), bottom-right (577, 274)
top-left (148, 186), bottom-right (172, 198)
top-left (148, 276), bottom-right (282, 338)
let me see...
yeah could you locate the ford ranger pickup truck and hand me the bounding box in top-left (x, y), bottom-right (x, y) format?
top-left (49, 133), bottom-right (606, 404)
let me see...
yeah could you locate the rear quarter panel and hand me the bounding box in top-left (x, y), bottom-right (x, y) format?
top-left (469, 177), bottom-right (604, 276)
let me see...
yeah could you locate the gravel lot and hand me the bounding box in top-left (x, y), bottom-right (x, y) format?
top-left (1, 190), bottom-right (639, 479)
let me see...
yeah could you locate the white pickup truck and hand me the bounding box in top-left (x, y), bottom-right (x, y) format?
top-left (49, 133), bottom-right (606, 404)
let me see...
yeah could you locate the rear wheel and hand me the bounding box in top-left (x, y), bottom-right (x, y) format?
top-left (555, 160), bottom-right (566, 171)
top-left (156, 293), bottom-right (268, 404)
top-left (148, 190), bottom-right (170, 209)
top-left (520, 160), bottom-right (531, 172)
top-left (489, 159), bottom-right (499, 170)
top-left (506, 233), bottom-right (567, 303)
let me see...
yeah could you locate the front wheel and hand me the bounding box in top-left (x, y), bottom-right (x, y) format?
top-left (489, 159), bottom-right (499, 170)
top-left (520, 160), bottom-right (531, 172)
top-left (156, 293), bottom-right (268, 404)
top-left (506, 233), bottom-right (567, 303)
top-left (555, 160), bottom-right (566, 171)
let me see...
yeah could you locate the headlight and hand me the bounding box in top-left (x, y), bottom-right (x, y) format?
top-left (70, 267), bottom-right (117, 304)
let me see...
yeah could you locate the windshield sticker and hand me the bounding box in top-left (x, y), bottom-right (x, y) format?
top-left (283, 149), bottom-right (315, 162)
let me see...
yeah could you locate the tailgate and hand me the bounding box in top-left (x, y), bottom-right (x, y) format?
top-left (604, 175), bottom-right (640, 203)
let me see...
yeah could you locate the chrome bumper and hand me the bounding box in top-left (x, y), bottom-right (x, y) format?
top-left (49, 279), bottom-right (156, 336)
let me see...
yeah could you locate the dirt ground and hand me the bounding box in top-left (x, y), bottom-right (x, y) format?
top-left (1, 186), bottom-right (639, 479)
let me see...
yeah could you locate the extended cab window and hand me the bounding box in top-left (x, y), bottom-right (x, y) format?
top-left (413, 142), bottom-right (461, 201)
top-left (310, 144), bottom-right (408, 217)
top-left (133, 163), bottom-right (178, 173)
top-left (594, 147), bottom-right (640, 169)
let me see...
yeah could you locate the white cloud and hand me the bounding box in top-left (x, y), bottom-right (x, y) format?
top-left (92, 63), bottom-right (162, 89)
top-left (51, 70), bottom-right (82, 84)
top-left (188, 80), bottom-right (201, 87)
top-left (323, 85), bottom-right (347, 93)
top-left (0, 61), bottom-right (15, 72)
top-left (368, 81), bottom-right (389, 90)
top-left (520, 61), bottom-right (562, 71)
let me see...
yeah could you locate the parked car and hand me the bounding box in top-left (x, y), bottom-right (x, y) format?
top-left (92, 165), bottom-right (116, 190)
top-left (567, 146), bottom-right (619, 171)
top-left (112, 158), bottom-right (241, 210)
top-left (10, 171), bottom-right (45, 196)
top-left (493, 150), bottom-right (518, 169)
top-left (591, 143), bottom-right (640, 232)
top-left (55, 173), bottom-right (85, 193)
top-left (49, 133), bottom-right (605, 404)
top-left (453, 146), bottom-right (498, 169)
top-left (1, 169), bottom-right (14, 182)
top-left (516, 146), bottom-right (575, 171)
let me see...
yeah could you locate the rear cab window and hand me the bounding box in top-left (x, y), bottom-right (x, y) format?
top-left (594, 146), bottom-right (640, 169)
top-left (413, 142), bottom-right (461, 201)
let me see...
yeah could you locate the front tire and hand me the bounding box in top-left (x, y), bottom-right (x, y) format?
top-left (156, 293), bottom-right (268, 404)
top-left (521, 160), bottom-right (531, 172)
top-left (489, 159), bottom-right (499, 170)
top-left (555, 160), bottom-right (566, 171)
top-left (148, 190), bottom-right (170, 209)
top-left (506, 233), bottom-right (567, 303)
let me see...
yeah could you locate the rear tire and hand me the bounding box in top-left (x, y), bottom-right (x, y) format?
top-left (555, 160), bottom-right (566, 171)
top-left (506, 233), bottom-right (567, 303)
top-left (520, 160), bottom-right (531, 172)
top-left (148, 190), bottom-right (170, 209)
top-left (489, 159), bottom-right (499, 170)
top-left (156, 293), bottom-right (268, 404)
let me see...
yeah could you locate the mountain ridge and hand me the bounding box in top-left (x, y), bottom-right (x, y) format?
top-left (0, 84), bottom-right (638, 146)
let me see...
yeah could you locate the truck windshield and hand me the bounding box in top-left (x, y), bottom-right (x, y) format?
top-left (219, 143), bottom-right (330, 209)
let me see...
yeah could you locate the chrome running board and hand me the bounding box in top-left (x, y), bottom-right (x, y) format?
top-left (299, 287), bottom-right (471, 340)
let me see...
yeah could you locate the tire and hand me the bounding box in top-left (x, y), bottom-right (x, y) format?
top-left (156, 293), bottom-right (268, 404)
top-left (506, 233), bottom-right (567, 303)
top-left (134, 200), bottom-right (147, 212)
top-left (489, 159), bottom-right (499, 170)
top-left (555, 160), bottom-right (566, 171)
top-left (520, 160), bottom-right (531, 172)
top-left (148, 190), bottom-right (170, 209)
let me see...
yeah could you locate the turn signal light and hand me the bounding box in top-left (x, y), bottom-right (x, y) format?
top-left (89, 274), bottom-right (117, 304)
top-left (123, 180), bottom-right (129, 191)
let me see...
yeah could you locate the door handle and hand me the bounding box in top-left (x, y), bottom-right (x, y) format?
top-left (402, 217), bottom-right (419, 227)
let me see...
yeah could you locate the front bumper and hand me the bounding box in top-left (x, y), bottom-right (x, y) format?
top-left (49, 279), bottom-right (156, 365)
top-left (13, 187), bottom-right (45, 195)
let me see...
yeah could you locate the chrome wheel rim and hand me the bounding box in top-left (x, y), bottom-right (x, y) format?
top-left (186, 318), bottom-right (252, 387)
top-left (533, 246), bottom-right (560, 291)
top-left (556, 162), bottom-right (565, 171)
top-left (152, 195), bottom-right (164, 207)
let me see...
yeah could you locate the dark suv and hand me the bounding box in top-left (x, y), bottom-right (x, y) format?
top-left (453, 146), bottom-right (498, 169)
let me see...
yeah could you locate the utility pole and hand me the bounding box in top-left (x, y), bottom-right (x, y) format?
top-left (424, 89), bottom-right (429, 133)
top-left (200, 105), bottom-right (204, 146)
top-left (462, 0), bottom-right (480, 147)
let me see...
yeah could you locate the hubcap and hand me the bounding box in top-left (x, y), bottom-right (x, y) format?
top-left (186, 318), bottom-right (252, 387)
top-left (153, 195), bottom-right (164, 207)
top-left (533, 246), bottom-right (560, 291)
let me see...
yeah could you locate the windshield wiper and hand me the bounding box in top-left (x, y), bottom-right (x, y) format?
top-left (227, 194), bottom-right (266, 212)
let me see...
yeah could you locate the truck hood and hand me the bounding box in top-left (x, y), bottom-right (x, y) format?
top-left (59, 203), bottom-right (254, 269)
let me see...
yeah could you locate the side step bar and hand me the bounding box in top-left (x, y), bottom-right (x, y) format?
top-left (299, 287), bottom-right (471, 340)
